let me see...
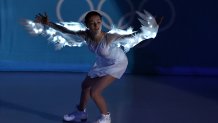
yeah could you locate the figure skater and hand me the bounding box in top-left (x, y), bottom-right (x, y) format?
top-left (24, 10), bottom-right (162, 123)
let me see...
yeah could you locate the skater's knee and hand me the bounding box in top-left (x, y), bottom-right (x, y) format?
top-left (90, 88), bottom-right (101, 99)
top-left (81, 82), bottom-right (91, 90)
top-left (81, 76), bottom-right (95, 90)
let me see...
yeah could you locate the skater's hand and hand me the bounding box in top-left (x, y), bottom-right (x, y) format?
top-left (34, 12), bottom-right (49, 25)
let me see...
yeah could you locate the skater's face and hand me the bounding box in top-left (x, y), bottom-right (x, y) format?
top-left (87, 15), bottom-right (102, 34)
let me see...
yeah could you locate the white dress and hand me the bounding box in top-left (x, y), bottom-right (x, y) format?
top-left (85, 33), bottom-right (128, 79)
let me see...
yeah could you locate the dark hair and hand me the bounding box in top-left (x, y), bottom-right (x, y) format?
top-left (84, 11), bottom-right (102, 25)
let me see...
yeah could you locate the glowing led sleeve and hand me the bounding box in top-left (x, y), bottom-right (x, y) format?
top-left (108, 10), bottom-right (159, 52)
top-left (23, 20), bottom-right (87, 49)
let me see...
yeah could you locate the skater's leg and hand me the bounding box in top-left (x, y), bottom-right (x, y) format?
top-left (78, 76), bottom-right (99, 111)
top-left (90, 75), bottom-right (116, 114)
top-left (64, 76), bottom-right (99, 122)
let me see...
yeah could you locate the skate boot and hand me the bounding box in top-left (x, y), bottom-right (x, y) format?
top-left (94, 113), bottom-right (111, 123)
top-left (63, 106), bottom-right (88, 122)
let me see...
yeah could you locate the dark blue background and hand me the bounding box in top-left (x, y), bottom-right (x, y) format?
top-left (1, 0), bottom-right (218, 75)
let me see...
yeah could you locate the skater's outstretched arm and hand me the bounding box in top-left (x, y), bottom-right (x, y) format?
top-left (106, 10), bottom-right (160, 52)
top-left (35, 13), bottom-right (84, 35)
